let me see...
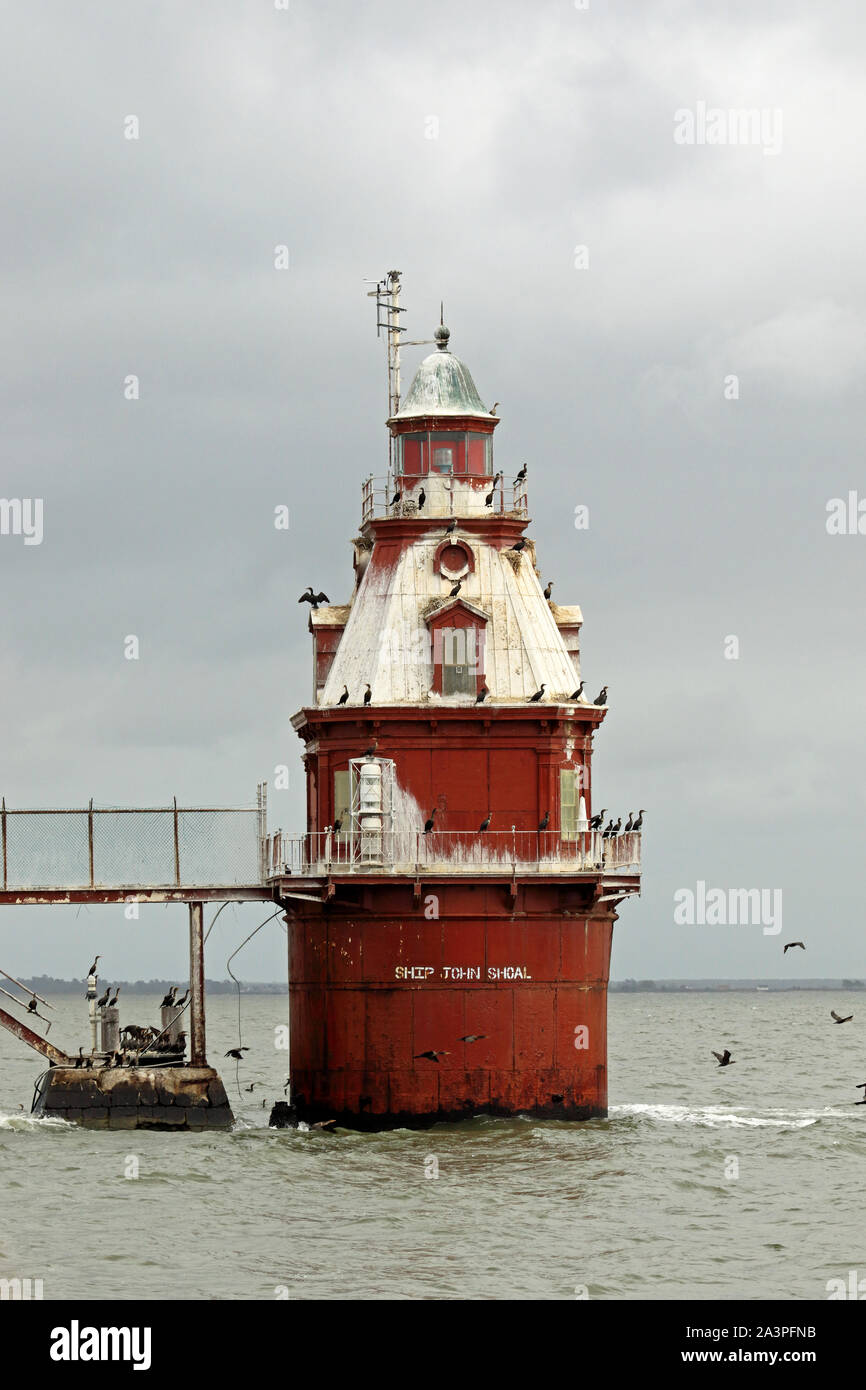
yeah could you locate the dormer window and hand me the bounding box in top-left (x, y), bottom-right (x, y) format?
top-left (426, 596), bottom-right (489, 698)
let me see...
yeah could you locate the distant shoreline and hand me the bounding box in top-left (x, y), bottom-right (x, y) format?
top-left (12, 976), bottom-right (862, 995)
top-left (16, 976), bottom-right (288, 995)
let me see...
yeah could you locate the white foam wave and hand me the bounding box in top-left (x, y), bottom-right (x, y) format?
top-left (610, 1103), bottom-right (839, 1130)
top-left (0, 1111), bottom-right (72, 1130)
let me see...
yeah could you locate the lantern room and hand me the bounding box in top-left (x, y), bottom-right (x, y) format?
top-left (389, 323), bottom-right (498, 480)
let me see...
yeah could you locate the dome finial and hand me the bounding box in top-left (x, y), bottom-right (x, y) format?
top-left (434, 308), bottom-right (450, 352)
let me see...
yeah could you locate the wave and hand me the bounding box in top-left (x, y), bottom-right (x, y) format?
top-left (610, 1103), bottom-right (853, 1129)
top-left (0, 1111), bottom-right (72, 1130)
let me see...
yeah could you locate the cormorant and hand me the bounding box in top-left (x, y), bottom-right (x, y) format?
top-left (445, 518), bottom-right (457, 534)
top-left (510, 539), bottom-right (527, 552)
top-left (87, 956), bottom-right (101, 977)
top-left (174, 989), bottom-right (189, 1008)
top-left (460, 1035), bottom-right (488, 1043)
top-left (363, 684), bottom-right (372, 705)
top-left (515, 463), bottom-right (528, 483)
top-left (97, 987), bottom-right (111, 1008)
top-left (475, 685), bottom-right (489, 704)
top-left (108, 987), bottom-right (120, 1008)
top-left (632, 810), bottom-right (645, 831)
top-left (589, 808), bottom-right (606, 830)
top-left (539, 811), bottom-right (549, 831)
top-left (624, 813), bottom-right (634, 832)
top-left (602, 819), bottom-right (614, 837)
top-left (594, 686), bottom-right (608, 705)
top-left (569, 682), bottom-right (585, 701)
top-left (225, 1047), bottom-right (250, 1059)
top-left (332, 811), bottom-right (346, 834)
top-left (27, 996), bottom-right (38, 1014)
top-left (609, 817), bottom-right (622, 836)
top-left (418, 488), bottom-right (426, 510)
top-left (712, 1050), bottom-right (735, 1066)
top-left (831, 1011), bottom-right (854, 1024)
top-left (449, 580), bottom-right (462, 597)
top-left (478, 812), bottom-right (492, 833)
top-left (543, 581), bottom-right (553, 600)
top-left (364, 740), bottom-right (378, 758)
top-left (484, 489), bottom-right (495, 507)
top-left (338, 685), bottom-right (349, 705)
top-left (298, 587), bottom-right (329, 609)
top-left (391, 488), bottom-right (401, 507)
top-left (424, 809), bottom-right (437, 833)
top-left (489, 402), bottom-right (499, 414)
top-left (783, 942), bottom-right (806, 953)
top-left (529, 684), bottom-right (546, 702)
top-left (415, 1050), bottom-right (450, 1063)
top-left (160, 986), bottom-right (178, 1009)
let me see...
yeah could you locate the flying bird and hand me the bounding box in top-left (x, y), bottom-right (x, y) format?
top-left (783, 942), bottom-right (806, 953)
top-left (424, 809), bottom-right (437, 833)
top-left (712, 1050), bottom-right (735, 1067)
top-left (831, 1011), bottom-right (854, 1024)
top-left (363, 684), bottom-right (372, 706)
top-left (529, 684), bottom-right (546, 702)
top-left (543, 581), bottom-right (554, 600)
top-left (478, 812), bottom-right (492, 833)
top-left (338, 685), bottom-right (349, 705)
top-left (594, 686), bottom-right (608, 705)
top-left (475, 685), bottom-right (489, 704)
top-left (460, 1035), bottom-right (488, 1043)
top-left (415, 1050), bottom-right (451, 1063)
top-left (225, 1047), bottom-right (250, 1059)
top-left (298, 587), bottom-right (329, 609)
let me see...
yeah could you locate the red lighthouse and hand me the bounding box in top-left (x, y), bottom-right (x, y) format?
top-left (273, 278), bottom-right (640, 1128)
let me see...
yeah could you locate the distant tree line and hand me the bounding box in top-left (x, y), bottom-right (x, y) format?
top-left (19, 975), bottom-right (287, 995)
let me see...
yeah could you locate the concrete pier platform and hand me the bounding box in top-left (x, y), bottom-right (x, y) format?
top-left (33, 1065), bottom-right (234, 1130)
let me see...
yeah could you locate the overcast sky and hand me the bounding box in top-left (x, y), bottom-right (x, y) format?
top-left (0, 0), bottom-right (864, 987)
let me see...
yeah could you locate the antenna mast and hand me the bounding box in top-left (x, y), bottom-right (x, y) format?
top-left (368, 270), bottom-right (405, 421)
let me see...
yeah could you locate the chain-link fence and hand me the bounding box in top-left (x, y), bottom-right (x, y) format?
top-left (0, 803), bottom-right (264, 890)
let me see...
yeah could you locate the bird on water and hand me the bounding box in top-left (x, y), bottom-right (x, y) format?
top-left (831, 1010), bottom-right (854, 1024)
top-left (712, 1050), bottom-right (735, 1067)
top-left (338, 685), bottom-right (349, 705)
top-left (783, 942), bottom-right (806, 953)
top-left (529, 684), bottom-right (546, 702)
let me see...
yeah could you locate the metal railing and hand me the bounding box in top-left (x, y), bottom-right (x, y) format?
top-left (265, 828), bottom-right (640, 878)
top-left (361, 475), bottom-right (529, 525)
top-left (0, 797), bottom-right (266, 891)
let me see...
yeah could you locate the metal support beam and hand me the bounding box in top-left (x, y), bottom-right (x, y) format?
top-left (0, 1007), bottom-right (72, 1066)
top-left (188, 901), bottom-right (206, 1066)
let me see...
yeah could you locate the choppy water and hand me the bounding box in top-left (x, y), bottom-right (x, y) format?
top-left (1, 991), bottom-right (864, 1300)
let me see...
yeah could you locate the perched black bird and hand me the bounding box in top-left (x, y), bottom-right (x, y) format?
top-left (594, 686), bottom-right (608, 705)
top-left (449, 580), bottom-right (462, 597)
top-left (855, 1083), bottom-right (866, 1106)
top-left (475, 685), bottom-right (489, 704)
top-left (298, 587), bottom-right (329, 609)
top-left (445, 518), bottom-right (457, 534)
top-left (543, 581), bottom-right (554, 600)
top-left (75, 1047), bottom-right (85, 1069)
top-left (632, 810), bottom-right (645, 831)
top-left (602, 819), bottom-right (614, 838)
top-left (529, 684), bottom-right (546, 702)
top-left (624, 812), bottom-right (634, 832)
top-left (569, 682), bottom-right (585, 701)
top-left (460, 1035), bottom-right (487, 1043)
top-left (391, 488), bottom-right (401, 507)
top-left (108, 987), bottom-right (120, 1008)
top-left (712, 1050), bottom-right (735, 1067)
top-left (478, 812), bottom-right (492, 833)
top-left (415, 1050), bottom-right (450, 1063)
top-left (97, 987), bottom-right (111, 1008)
top-left (609, 818), bottom-right (622, 836)
top-left (515, 463), bottom-right (528, 483)
top-left (589, 808), bottom-right (606, 830)
top-left (424, 809), bottom-right (437, 833)
top-left (363, 684), bottom-right (372, 706)
top-left (87, 955), bottom-right (101, 977)
top-left (245, 1083), bottom-right (261, 1092)
top-left (338, 685), bottom-right (349, 705)
top-left (539, 811), bottom-right (550, 831)
top-left (484, 489), bottom-right (495, 507)
top-left (160, 986), bottom-right (178, 1009)
top-left (225, 1047), bottom-right (250, 1060)
top-left (174, 989), bottom-right (189, 1008)
top-left (510, 539), bottom-right (527, 552)
top-left (831, 1011), bottom-right (854, 1024)
top-left (364, 740), bottom-right (378, 758)
top-left (332, 811), bottom-right (346, 834)
top-left (418, 488), bottom-right (426, 510)
top-left (489, 402), bottom-right (499, 415)
top-left (783, 942), bottom-right (806, 953)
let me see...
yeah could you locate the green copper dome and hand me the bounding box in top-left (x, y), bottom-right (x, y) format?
top-left (394, 325), bottom-right (490, 419)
